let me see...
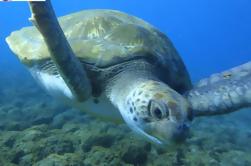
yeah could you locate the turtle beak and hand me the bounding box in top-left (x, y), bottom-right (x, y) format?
top-left (146, 120), bottom-right (190, 144)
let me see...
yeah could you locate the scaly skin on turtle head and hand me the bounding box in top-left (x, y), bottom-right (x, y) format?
top-left (121, 80), bottom-right (191, 145)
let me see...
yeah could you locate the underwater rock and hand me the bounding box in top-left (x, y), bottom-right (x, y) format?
top-left (21, 125), bottom-right (48, 141)
top-left (183, 150), bottom-right (219, 165)
top-left (84, 146), bottom-right (123, 166)
top-left (62, 123), bottom-right (81, 133)
top-left (172, 148), bottom-right (186, 165)
top-left (5, 121), bottom-right (27, 131)
top-left (32, 116), bottom-right (53, 125)
top-left (0, 105), bottom-right (29, 131)
top-left (3, 136), bottom-right (16, 148)
top-left (118, 138), bottom-right (151, 165)
top-left (27, 104), bottom-right (63, 125)
top-left (36, 134), bottom-right (75, 160)
top-left (220, 150), bottom-right (251, 165)
top-left (34, 153), bottom-right (85, 166)
top-left (11, 150), bottom-right (25, 164)
top-left (18, 154), bottom-right (33, 166)
top-left (51, 110), bottom-right (80, 129)
top-left (50, 108), bottom-right (89, 129)
top-left (74, 121), bottom-right (125, 153)
top-left (121, 145), bottom-right (149, 165)
top-left (0, 131), bottom-right (19, 149)
top-left (82, 134), bottom-right (115, 152)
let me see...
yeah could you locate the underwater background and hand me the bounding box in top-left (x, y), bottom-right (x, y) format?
top-left (0, 0), bottom-right (251, 165)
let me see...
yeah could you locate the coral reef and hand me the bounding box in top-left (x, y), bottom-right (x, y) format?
top-left (0, 70), bottom-right (251, 166)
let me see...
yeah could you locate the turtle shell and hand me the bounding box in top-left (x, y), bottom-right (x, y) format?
top-left (6, 9), bottom-right (192, 92)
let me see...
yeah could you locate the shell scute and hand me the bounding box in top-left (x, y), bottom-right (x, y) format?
top-left (6, 10), bottom-right (174, 68)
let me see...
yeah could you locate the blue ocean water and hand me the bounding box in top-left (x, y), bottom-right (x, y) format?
top-left (0, 0), bottom-right (251, 165)
top-left (1, 0), bottom-right (251, 80)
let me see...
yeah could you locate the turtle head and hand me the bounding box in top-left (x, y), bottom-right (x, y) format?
top-left (123, 80), bottom-right (192, 145)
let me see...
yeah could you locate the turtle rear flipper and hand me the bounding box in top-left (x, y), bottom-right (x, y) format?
top-left (186, 61), bottom-right (251, 117)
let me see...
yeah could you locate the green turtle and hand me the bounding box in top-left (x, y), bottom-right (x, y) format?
top-left (6, 9), bottom-right (251, 145)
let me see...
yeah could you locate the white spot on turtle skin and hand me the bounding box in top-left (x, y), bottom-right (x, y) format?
top-left (212, 92), bottom-right (221, 109)
top-left (235, 87), bottom-right (243, 96)
top-left (210, 74), bottom-right (220, 83)
top-left (197, 79), bottom-right (208, 87)
top-left (194, 91), bottom-right (200, 96)
top-left (222, 92), bottom-right (232, 108)
top-left (229, 91), bottom-right (241, 105)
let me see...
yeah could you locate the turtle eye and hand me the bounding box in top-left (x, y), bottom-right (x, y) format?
top-left (152, 108), bottom-right (163, 119)
top-left (148, 100), bottom-right (166, 120)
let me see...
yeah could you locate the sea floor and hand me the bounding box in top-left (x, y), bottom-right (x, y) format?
top-left (0, 68), bottom-right (251, 166)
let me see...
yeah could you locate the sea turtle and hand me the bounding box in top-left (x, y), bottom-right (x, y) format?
top-left (6, 9), bottom-right (251, 145)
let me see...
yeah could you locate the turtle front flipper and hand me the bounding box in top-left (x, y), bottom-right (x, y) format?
top-left (28, 0), bottom-right (91, 101)
top-left (185, 61), bottom-right (251, 117)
